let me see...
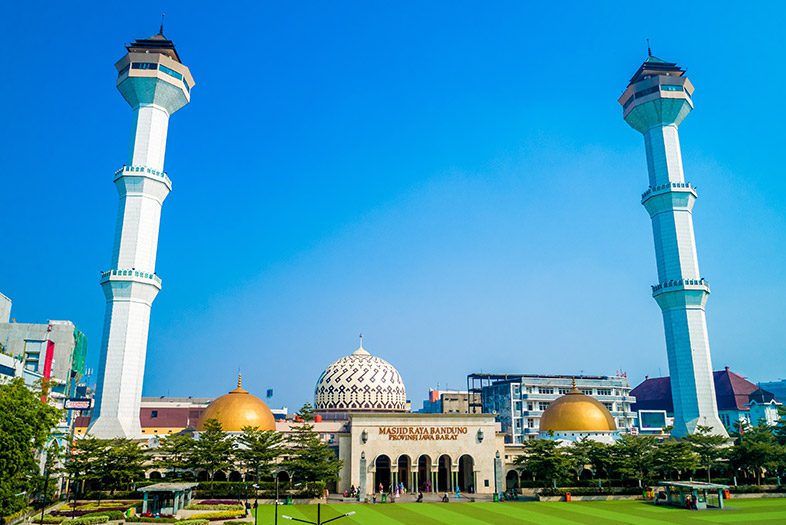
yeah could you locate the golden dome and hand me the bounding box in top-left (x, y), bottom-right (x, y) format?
top-left (539, 387), bottom-right (617, 432)
top-left (197, 374), bottom-right (276, 432)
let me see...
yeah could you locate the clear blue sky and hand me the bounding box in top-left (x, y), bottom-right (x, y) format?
top-left (2, 1), bottom-right (785, 410)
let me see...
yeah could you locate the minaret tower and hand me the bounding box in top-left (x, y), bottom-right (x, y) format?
top-left (619, 53), bottom-right (726, 437)
top-left (89, 30), bottom-right (195, 438)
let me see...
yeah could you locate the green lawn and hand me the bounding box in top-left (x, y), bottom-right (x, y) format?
top-left (251, 498), bottom-right (786, 524)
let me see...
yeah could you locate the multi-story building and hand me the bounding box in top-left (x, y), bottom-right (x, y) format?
top-left (418, 389), bottom-right (481, 414)
top-left (470, 373), bottom-right (636, 443)
top-left (0, 292), bottom-right (87, 407)
top-left (632, 367), bottom-right (782, 432)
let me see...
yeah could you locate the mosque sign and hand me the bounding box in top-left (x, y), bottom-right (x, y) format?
top-left (378, 426), bottom-right (468, 441)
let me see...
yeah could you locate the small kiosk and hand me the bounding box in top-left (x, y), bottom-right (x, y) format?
top-left (656, 481), bottom-right (729, 510)
top-left (139, 482), bottom-right (198, 515)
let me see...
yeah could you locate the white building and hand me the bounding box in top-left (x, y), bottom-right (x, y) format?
top-left (619, 52), bottom-right (726, 437)
top-left (90, 30), bottom-right (195, 438)
top-left (472, 373), bottom-right (635, 443)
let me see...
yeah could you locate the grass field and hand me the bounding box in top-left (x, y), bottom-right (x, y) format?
top-left (252, 498), bottom-right (786, 524)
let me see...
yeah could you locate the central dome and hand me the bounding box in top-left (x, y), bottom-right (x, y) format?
top-left (197, 375), bottom-right (276, 432)
top-left (539, 387), bottom-right (617, 432)
top-left (314, 341), bottom-right (407, 413)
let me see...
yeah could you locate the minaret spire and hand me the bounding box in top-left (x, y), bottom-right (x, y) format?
top-left (159, 13), bottom-right (166, 36)
top-left (646, 38), bottom-right (652, 57)
top-left (88, 31), bottom-right (195, 439)
top-left (619, 55), bottom-right (727, 437)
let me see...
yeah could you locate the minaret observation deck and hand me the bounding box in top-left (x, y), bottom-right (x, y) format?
top-left (619, 54), bottom-right (726, 437)
top-left (89, 31), bottom-right (195, 438)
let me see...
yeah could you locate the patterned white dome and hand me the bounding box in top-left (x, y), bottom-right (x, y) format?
top-left (314, 343), bottom-right (407, 412)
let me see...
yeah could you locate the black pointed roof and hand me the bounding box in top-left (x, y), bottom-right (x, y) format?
top-left (628, 55), bottom-right (685, 86)
top-left (126, 32), bottom-right (181, 63)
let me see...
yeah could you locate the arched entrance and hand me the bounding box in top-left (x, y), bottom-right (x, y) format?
top-left (506, 470), bottom-right (520, 492)
top-left (229, 471), bottom-right (242, 482)
top-left (437, 455), bottom-right (452, 492)
top-left (149, 471), bottom-right (163, 480)
top-left (196, 470), bottom-right (208, 481)
top-left (213, 471), bottom-right (227, 482)
top-left (457, 455), bottom-right (474, 492)
top-left (374, 455), bottom-right (391, 493)
top-left (417, 455), bottom-right (432, 492)
top-left (397, 455), bottom-right (412, 491)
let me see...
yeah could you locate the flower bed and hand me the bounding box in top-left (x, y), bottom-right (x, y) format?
top-left (196, 501), bottom-right (241, 506)
top-left (51, 507), bottom-right (131, 517)
top-left (188, 510), bottom-right (246, 521)
top-left (186, 505), bottom-right (244, 511)
top-left (61, 516), bottom-right (110, 525)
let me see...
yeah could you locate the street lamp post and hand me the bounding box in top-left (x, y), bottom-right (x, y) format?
top-left (493, 451), bottom-right (500, 501)
top-left (281, 503), bottom-right (355, 525)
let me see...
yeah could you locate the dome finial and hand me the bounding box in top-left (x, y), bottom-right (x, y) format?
top-left (359, 333), bottom-right (363, 349)
top-left (237, 372), bottom-right (242, 389)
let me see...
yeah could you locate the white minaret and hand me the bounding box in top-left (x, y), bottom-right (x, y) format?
top-left (89, 30), bottom-right (195, 438)
top-left (619, 52), bottom-right (726, 437)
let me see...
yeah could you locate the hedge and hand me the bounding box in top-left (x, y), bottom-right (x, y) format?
top-left (538, 487), bottom-right (644, 497)
top-left (41, 515), bottom-right (66, 524)
top-left (180, 521), bottom-right (210, 525)
top-left (1, 507), bottom-right (35, 524)
top-left (126, 518), bottom-right (176, 523)
top-left (61, 516), bottom-right (110, 525)
top-left (188, 510), bottom-right (246, 521)
top-left (185, 505), bottom-right (244, 511)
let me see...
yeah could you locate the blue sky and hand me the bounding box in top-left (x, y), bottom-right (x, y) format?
top-left (2, 1), bottom-right (786, 410)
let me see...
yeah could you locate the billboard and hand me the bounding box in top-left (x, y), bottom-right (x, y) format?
top-left (64, 398), bottom-right (93, 410)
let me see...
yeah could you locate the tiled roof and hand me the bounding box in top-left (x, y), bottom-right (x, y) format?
top-left (631, 368), bottom-right (762, 413)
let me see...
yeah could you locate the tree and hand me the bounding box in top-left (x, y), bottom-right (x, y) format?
top-left (104, 439), bottom-right (146, 491)
top-left (729, 424), bottom-right (785, 485)
top-left (64, 437), bottom-right (108, 503)
top-left (611, 435), bottom-right (657, 488)
top-left (192, 419), bottom-right (234, 483)
top-left (684, 424), bottom-right (728, 482)
top-left (0, 378), bottom-right (61, 518)
top-left (565, 438), bottom-right (594, 481)
top-left (236, 426), bottom-right (283, 480)
top-left (653, 439), bottom-right (699, 480)
top-left (514, 437), bottom-right (570, 487)
top-left (283, 404), bottom-right (342, 494)
top-left (157, 433), bottom-right (196, 479)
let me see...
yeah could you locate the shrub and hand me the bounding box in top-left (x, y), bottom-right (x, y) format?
top-left (195, 501), bottom-right (240, 506)
top-left (89, 510), bottom-right (126, 521)
top-left (538, 487), bottom-right (643, 497)
top-left (180, 520), bottom-right (210, 525)
top-left (61, 516), bottom-right (110, 525)
top-left (2, 507), bottom-right (34, 523)
top-left (126, 518), bottom-right (177, 523)
top-left (41, 515), bottom-right (66, 524)
top-left (186, 505), bottom-right (243, 511)
top-left (188, 510), bottom-right (245, 521)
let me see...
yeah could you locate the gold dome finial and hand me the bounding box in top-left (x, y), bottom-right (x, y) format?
top-left (237, 372), bottom-right (242, 389)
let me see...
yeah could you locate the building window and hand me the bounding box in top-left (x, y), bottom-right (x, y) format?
top-left (527, 418), bottom-right (535, 428)
top-left (151, 410), bottom-right (158, 418)
top-left (597, 389), bottom-right (611, 396)
top-left (538, 402), bottom-right (549, 411)
top-left (541, 388), bottom-right (554, 395)
top-left (527, 402), bottom-right (534, 411)
top-left (159, 64), bottom-right (183, 80)
top-left (558, 388), bottom-right (570, 395)
top-left (131, 62), bottom-right (158, 70)
top-left (661, 84), bottom-right (684, 92)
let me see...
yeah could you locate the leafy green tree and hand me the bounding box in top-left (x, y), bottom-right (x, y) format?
top-left (236, 426), bottom-right (283, 480)
top-left (104, 439), bottom-right (146, 491)
top-left (773, 406), bottom-right (786, 446)
top-left (0, 378), bottom-right (61, 517)
top-left (565, 438), bottom-right (594, 481)
top-left (514, 437), bottom-right (570, 487)
top-left (729, 423), bottom-right (785, 485)
top-left (64, 437), bottom-right (109, 503)
top-left (654, 439), bottom-right (699, 480)
top-left (157, 433), bottom-right (196, 479)
top-left (611, 435), bottom-right (657, 488)
top-left (684, 424), bottom-right (728, 482)
top-left (192, 419), bottom-right (234, 483)
top-left (584, 440), bottom-right (615, 484)
top-left (283, 404), bottom-right (342, 494)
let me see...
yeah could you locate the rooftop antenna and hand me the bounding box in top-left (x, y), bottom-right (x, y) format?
top-left (159, 13), bottom-right (166, 36)
top-left (646, 38), bottom-right (652, 57)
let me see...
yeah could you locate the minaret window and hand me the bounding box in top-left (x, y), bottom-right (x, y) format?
top-left (131, 62), bottom-right (158, 70)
